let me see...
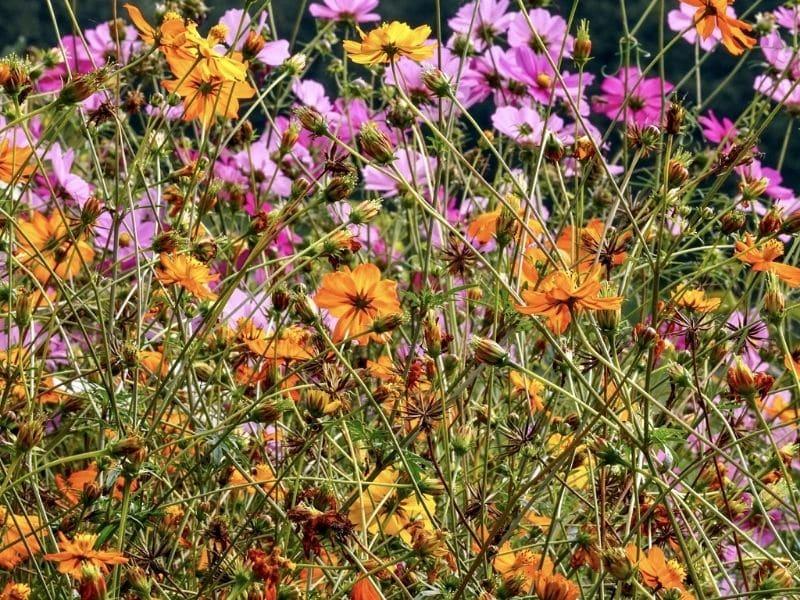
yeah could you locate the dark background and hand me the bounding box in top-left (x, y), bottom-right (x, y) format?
top-left (3, 0), bottom-right (796, 182)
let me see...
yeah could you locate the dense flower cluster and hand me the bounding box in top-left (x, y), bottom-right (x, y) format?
top-left (0, 0), bottom-right (798, 598)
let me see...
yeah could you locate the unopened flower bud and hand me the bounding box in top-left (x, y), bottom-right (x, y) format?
top-left (243, 30), bottom-right (267, 61)
top-left (667, 362), bottom-right (691, 387)
top-left (291, 177), bottom-right (312, 200)
top-left (371, 313), bottom-right (403, 335)
top-left (294, 106), bottom-right (327, 136)
top-left (285, 53), bottom-right (307, 75)
top-left (720, 210), bottom-right (746, 234)
top-left (602, 547), bottom-right (635, 581)
top-left (421, 67), bottom-right (453, 97)
top-left (78, 564), bottom-right (106, 600)
top-left (665, 101), bottom-right (685, 136)
top-left (727, 357), bottom-right (756, 398)
top-left (596, 282), bottom-right (621, 331)
top-left (357, 122), bottom-right (395, 165)
top-left (667, 159), bottom-right (689, 185)
top-left (57, 74), bottom-right (98, 105)
top-left (572, 135), bottom-right (595, 161)
top-left (292, 293), bottom-right (318, 324)
top-left (739, 177), bottom-right (769, 201)
top-left (759, 208), bottom-right (783, 236)
top-left (279, 120), bottom-right (301, 155)
top-left (324, 174), bottom-right (357, 203)
top-left (252, 400), bottom-right (281, 423)
top-left (16, 420), bottom-right (42, 451)
top-left (781, 210), bottom-right (800, 234)
top-left (544, 132), bottom-right (565, 162)
top-left (272, 287), bottom-right (291, 312)
top-left (111, 435), bottom-right (147, 463)
top-left (14, 293), bottom-right (31, 329)
top-left (470, 336), bottom-right (508, 367)
top-left (573, 20), bottom-right (592, 66)
top-left (350, 199), bottom-right (382, 224)
top-left (423, 310), bottom-right (443, 357)
top-left (763, 274), bottom-right (785, 318)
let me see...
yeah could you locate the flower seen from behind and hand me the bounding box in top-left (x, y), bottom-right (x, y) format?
top-left (344, 21), bottom-right (436, 65)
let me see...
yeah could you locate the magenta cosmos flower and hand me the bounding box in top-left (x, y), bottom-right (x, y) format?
top-left (593, 67), bottom-right (673, 127)
top-left (309, 0), bottom-right (379, 23)
top-left (507, 8), bottom-right (573, 57)
top-left (448, 0), bottom-right (515, 52)
top-left (491, 104), bottom-right (564, 148)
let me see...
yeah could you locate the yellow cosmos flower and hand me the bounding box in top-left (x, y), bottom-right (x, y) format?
top-left (343, 21), bottom-right (436, 65)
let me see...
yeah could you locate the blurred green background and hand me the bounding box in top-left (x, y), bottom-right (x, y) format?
top-left (2, 0), bottom-right (796, 182)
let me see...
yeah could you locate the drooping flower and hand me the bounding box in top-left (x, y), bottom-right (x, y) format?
top-left (343, 21), bottom-right (436, 65)
top-left (679, 0), bottom-right (756, 55)
top-left (310, 0), bottom-right (380, 23)
top-left (155, 253), bottom-right (220, 300)
top-left (15, 210), bottom-right (95, 283)
top-left (44, 532), bottom-right (127, 579)
top-left (161, 60), bottom-right (255, 128)
top-left (314, 263), bottom-right (401, 344)
top-left (515, 266), bottom-right (623, 335)
top-left (734, 233), bottom-right (800, 287)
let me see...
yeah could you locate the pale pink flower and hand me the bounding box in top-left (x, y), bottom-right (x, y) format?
top-left (507, 8), bottom-right (573, 57)
top-left (309, 0), bottom-right (379, 23)
top-left (448, 0), bottom-right (515, 52)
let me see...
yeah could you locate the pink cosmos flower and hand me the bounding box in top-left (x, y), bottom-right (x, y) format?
top-left (697, 110), bottom-right (738, 146)
top-left (499, 46), bottom-right (591, 113)
top-left (758, 31), bottom-right (800, 77)
top-left (309, 0), bottom-right (379, 23)
top-left (491, 104), bottom-right (564, 148)
top-left (593, 67), bottom-right (673, 127)
top-left (774, 6), bottom-right (800, 33)
top-left (218, 8), bottom-right (290, 67)
top-left (447, 0), bottom-right (515, 52)
top-left (507, 8), bottom-right (573, 57)
top-left (754, 74), bottom-right (800, 112)
top-left (461, 46), bottom-right (527, 107)
top-left (363, 149), bottom-right (436, 197)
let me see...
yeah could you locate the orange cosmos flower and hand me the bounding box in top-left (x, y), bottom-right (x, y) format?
top-left (44, 532), bottom-right (127, 579)
top-left (0, 139), bottom-right (35, 184)
top-left (680, 0), bottom-right (756, 56)
top-left (531, 571), bottom-right (581, 600)
top-left (625, 545), bottom-right (688, 591)
top-left (155, 252), bottom-right (220, 300)
top-left (0, 582), bottom-right (31, 600)
top-left (515, 266), bottom-right (623, 335)
top-left (0, 507), bottom-right (42, 570)
top-left (672, 286), bottom-right (721, 313)
top-left (314, 263), bottom-right (402, 344)
top-left (162, 60), bottom-right (255, 128)
top-left (15, 210), bottom-right (95, 283)
top-left (55, 462), bottom-right (99, 507)
top-left (124, 4), bottom-right (185, 48)
top-left (350, 577), bottom-right (381, 600)
top-left (734, 233), bottom-right (800, 288)
top-left (344, 21), bottom-right (436, 65)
